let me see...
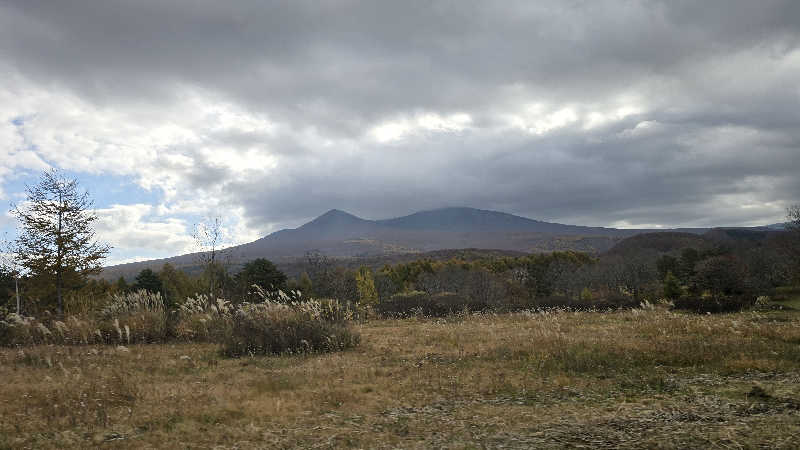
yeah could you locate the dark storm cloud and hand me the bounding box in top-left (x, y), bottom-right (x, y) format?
top-left (4, 1), bottom-right (797, 117)
top-left (1, 0), bottom-right (799, 231)
top-left (228, 117), bottom-right (800, 230)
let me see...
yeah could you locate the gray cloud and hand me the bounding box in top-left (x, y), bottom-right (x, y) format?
top-left (1, 0), bottom-right (799, 236)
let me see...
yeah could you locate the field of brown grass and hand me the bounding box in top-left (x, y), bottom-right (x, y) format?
top-left (2, 308), bottom-right (799, 448)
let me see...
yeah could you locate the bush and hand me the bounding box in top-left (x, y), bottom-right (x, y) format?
top-left (773, 286), bottom-right (800, 302)
top-left (432, 292), bottom-right (491, 314)
top-left (221, 300), bottom-right (359, 357)
top-left (375, 291), bottom-right (489, 318)
top-left (506, 294), bottom-right (640, 312)
top-left (374, 291), bottom-right (428, 317)
top-left (374, 290), bottom-right (643, 317)
top-left (672, 295), bottom-right (755, 313)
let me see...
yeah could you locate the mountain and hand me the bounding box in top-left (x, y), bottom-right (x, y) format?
top-left (100, 207), bottom-right (708, 280)
top-left (375, 207), bottom-right (618, 234)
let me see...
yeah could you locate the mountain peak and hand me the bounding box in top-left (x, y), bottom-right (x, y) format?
top-left (320, 208), bottom-right (353, 217)
top-left (298, 209), bottom-right (370, 232)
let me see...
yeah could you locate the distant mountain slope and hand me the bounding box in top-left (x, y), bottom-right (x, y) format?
top-left (100, 206), bottom-right (711, 280)
top-left (604, 232), bottom-right (713, 257)
top-left (376, 207), bottom-right (619, 235)
top-left (604, 226), bottom-right (788, 258)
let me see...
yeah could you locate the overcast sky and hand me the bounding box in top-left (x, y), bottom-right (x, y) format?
top-left (1, 0), bottom-right (799, 264)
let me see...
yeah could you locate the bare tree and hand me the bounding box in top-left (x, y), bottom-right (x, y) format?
top-left (11, 169), bottom-right (110, 316)
top-left (192, 216), bottom-right (228, 296)
top-left (788, 204), bottom-right (800, 231)
top-left (786, 204), bottom-right (800, 282)
top-left (0, 234), bottom-right (22, 314)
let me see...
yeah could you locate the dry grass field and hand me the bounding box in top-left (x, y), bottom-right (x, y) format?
top-left (2, 308), bottom-right (800, 449)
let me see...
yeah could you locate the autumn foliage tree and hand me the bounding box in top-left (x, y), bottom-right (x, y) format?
top-left (11, 169), bottom-right (110, 315)
top-left (355, 266), bottom-right (378, 307)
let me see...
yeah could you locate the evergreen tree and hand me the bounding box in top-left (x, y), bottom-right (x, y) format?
top-left (235, 258), bottom-right (287, 300)
top-left (159, 263), bottom-right (196, 308)
top-left (115, 276), bottom-right (129, 293)
top-left (133, 269), bottom-right (163, 294)
top-left (11, 169), bottom-right (110, 315)
top-left (662, 271), bottom-right (682, 300)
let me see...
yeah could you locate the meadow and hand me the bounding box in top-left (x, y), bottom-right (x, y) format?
top-left (2, 306), bottom-right (799, 449)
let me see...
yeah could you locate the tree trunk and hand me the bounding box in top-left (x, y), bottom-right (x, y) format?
top-left (56, 269), bottom-right (63, 317)
top-left (56, 191), bottom-right (63, 317)
top-left (15, 276), bottom-right (20, 314)
top-left (210, 249), bottom-right (216, 297)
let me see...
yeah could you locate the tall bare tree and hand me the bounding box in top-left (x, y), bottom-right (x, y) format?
top-left (193, 216), bottom-right (228, 296)
top-left (788, 204), bottom-right (800, 231)
top-left (787, 204), bottom-right (800, 282)
top-left (11, 169), bottom-right (110, 316)
top-left (0, 234), bottom-right (22, 314)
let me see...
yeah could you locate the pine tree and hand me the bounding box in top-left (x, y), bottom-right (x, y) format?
top-left (11, 169), bottom-right (110, 316)
top-left (134, 269), bottom-right (163, 294)
top-left (662, 271), bottom-right (682, 300)
top-left (115, 276), bottom-right (129, 293)
top-left (234, 258), bottom-right (287, 300)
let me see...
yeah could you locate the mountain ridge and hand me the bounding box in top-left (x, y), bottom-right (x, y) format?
top-left (100, 206), bottom-right (715, 280)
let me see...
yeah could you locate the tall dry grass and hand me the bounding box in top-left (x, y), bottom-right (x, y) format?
top-left (1, 289), bottom-right (361, 357)
top-left (1, 308), bottom-right (799, 448)
top-left (222, 300), bottom-right (360, 356)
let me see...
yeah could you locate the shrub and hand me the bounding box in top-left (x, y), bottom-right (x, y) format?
top-left (374, 291), bottom-right (429, 317)
top-left (592, 294), bottom-right (642, 310)
top-left (431, 292), bottom-right (491, 314)
top-left (374, 291), bottom-right (491, 318)
top-left (773, 285), bottom-right (800, 301)
top-left (672, 295), bottom-right (755, 313)
top-left (221, 300), bottom-right (359, 357)
top-left (375, 290), bottom-right (642, 317)
top-left (511, 295), bottom-right (639, 311)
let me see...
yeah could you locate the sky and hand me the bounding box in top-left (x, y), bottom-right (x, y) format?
top-left (1, 0), bottom-right (799, 265)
